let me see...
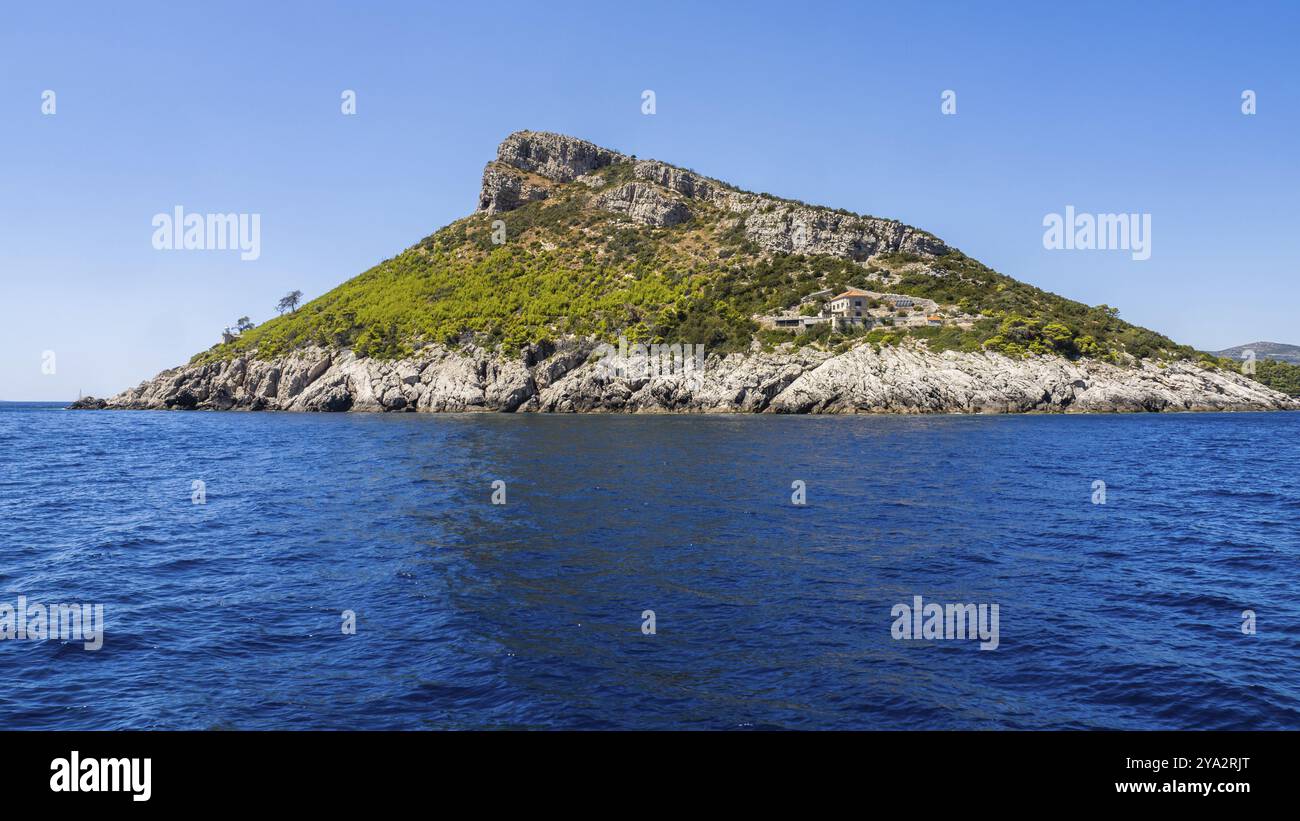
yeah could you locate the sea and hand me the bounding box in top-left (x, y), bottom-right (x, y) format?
top-left (1, 402), bottom-right (1297, 729)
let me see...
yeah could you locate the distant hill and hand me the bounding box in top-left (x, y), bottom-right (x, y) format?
top-left (1211, 342), bottom-right (1300, 365)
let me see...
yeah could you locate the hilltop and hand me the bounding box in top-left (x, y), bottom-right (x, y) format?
top-left (193, 131), bottom-right (1199, 364)
top-left (79, 131), bottom-right (1297, 414)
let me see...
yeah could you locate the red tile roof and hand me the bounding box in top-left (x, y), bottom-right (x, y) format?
top-left (828, 289), bottom-right (872, 301)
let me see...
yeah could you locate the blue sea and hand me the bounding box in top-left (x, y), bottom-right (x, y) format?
top-left (1, 402), bottom-right (1297, 730)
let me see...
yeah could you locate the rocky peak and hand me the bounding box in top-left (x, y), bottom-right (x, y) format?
top-left (477, 129), bottom-right (950, 260)
top-left (478, 130), bottom-right (627, 213)
top-left (495, 130), bottom-right (627, 183)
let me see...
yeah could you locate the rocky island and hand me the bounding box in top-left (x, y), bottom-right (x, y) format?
top-left (77, 131), bottom-right (1298, 414)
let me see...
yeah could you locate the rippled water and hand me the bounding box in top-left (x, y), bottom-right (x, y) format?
top-left (1, 402), bottom-right (1297, 729)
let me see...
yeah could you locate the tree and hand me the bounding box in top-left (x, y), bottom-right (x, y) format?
top-left (277, 290), bottom-right (303, 315)
top-left (236, 316), bottom-right (255, 333)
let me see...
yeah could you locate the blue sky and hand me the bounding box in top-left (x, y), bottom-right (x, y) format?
top-left (2, 0), bottom-right (1297, 400)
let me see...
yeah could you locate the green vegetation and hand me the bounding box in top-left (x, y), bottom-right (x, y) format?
top-left (881, 251), bottom-right (1191, 363)
top-left (189, 158), bottom-right (1247, 375)
top-left (979, 315), bottom-right (1100, 359)
top-left (1246, 359), bottom-right (1300, 396)
top-left (903, 323), bottom-right (987, 354)
top-left (198, 239), bottom-right (700, 361)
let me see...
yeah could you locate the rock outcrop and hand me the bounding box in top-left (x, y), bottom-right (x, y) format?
top-left (82, 340), bottom-right (1297, 414)
top-left (477, 163), bottom-right (554, 214)
top-left (494, 130), bottom-right (624, 183)
top-left (477, 130), bottom-right (949, 260)
top-left (627, 158), bottom-right (949, 259)
top-left (594, 182), bottom-right (693, 228)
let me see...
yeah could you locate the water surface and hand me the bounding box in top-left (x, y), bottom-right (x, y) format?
top-left (1, 403), bottom-right (1297, 729)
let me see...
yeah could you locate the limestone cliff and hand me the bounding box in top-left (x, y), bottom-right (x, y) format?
top-left (87, 339), bottom-right (1296, 414)
top-left (478, 130), bottom-right (949, 259)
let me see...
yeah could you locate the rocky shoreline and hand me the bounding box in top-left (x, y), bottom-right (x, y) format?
top-left (69, 339), bottom-right (1298, 414)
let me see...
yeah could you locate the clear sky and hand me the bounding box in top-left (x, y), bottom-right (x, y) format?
top-left (2, 0), bottom-right (1297, 400)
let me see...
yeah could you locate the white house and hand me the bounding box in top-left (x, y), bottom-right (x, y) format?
top-left (826, 289), bottom-right (873, 319)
